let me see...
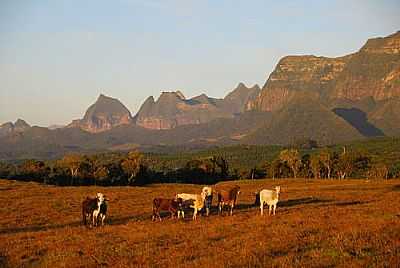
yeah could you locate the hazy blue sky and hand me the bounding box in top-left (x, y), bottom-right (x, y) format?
top-left (0, 0), bottom-right (399, 126)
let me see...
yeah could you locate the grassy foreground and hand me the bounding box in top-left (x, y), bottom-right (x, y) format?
top-left (0, 178), bottom-right (399, 267)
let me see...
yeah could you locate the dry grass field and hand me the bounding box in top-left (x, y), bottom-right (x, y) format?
top-left (0, 178), bottom-right (399, 268)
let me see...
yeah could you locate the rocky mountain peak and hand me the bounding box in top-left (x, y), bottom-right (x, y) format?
top-left (223, 83), bottom-right (261, 114)
top-left (252, 31), bottom-right (400, 112)
top-left (67, 94), bottom-right (133, 133)
top-left (0, 119), bottom-right (31, 137)
top-left (360, 31), bottom-right (400, 54)
top-left (14, 119), bottom-right (30, 129)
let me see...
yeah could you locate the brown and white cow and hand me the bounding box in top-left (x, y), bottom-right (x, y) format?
top-left (152, 198), bottom-right (183, 221)
top-left (82, 192), bottom-right (105, 226)
top-left (217, 185), bottom-right (240, 216)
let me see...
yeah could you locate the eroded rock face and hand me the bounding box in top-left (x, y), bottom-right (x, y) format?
top-left (67, 94), bottom-right (133, 133)
top-left (135, 83), bottom-right (260, 130)
top-left (252, 31), bottom-right (400, 112)
top-left (0, 119), bottom-right (31, 137)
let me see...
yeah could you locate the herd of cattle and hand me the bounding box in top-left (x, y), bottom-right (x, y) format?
top-left (82, 185), bottom-right (281, 227)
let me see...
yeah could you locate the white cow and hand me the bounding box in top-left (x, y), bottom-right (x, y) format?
top-left (176, 193), bottom-right (205, 220)
top-left (258, 186), bottom-right (281, 216)
top-left (92, 192), bottom-right (105, 226)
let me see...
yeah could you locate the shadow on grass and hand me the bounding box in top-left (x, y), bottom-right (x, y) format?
top-left (0, 221), bottom-right (82, 235)
top-left (0, 213), bottom-right (152, 235)
top-left (279, 197), bottom-right (332, 208)
top-left (333, 200), bottom-right (369, 206)
top-left (0, 187), bottom-right (14, 191)
top-left (392, 185), bottom-right (400, 192)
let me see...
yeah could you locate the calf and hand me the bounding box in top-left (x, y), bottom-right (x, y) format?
top-left (258, 186), bottom-right (281, 215)
top-left (217, 185), bottom-right (240, 216)
top-left (152, 198), bottom-right (183, 221)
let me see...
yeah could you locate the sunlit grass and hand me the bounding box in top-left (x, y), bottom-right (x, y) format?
top-left (0, 178), bottom-right (399, 267)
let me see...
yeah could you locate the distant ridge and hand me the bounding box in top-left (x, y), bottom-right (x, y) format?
top-left (0, 31), bottom-right (400, 159)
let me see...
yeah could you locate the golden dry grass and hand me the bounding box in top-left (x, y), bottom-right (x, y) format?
top-left (0, 178), bottom-right (399, 267)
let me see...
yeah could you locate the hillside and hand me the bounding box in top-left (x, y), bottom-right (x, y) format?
top-left (0, 111), bottom-right (272, 160)
top-left (244, 92), bottom-right (364, 145)
top-left (0, 179), bottom-right (399, 267)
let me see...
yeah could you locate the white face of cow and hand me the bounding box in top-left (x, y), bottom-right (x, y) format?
top-left (275, 186), bottom-right (281, 195)
top-left (96, 192), bottom-right (105, 203)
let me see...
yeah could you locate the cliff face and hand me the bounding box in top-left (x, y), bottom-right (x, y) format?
top-left (0, 119), bottom-right (31, 137)
top-left (251, 31), bottom-right (400, 112)
top-left (135, 83), bottom-right (260, 130)
top-left (134, 91), bottom-right (230, 130)
top-left (250, 55), bottom-right (349, 111)
top-left (67, 94), bottom-right (133, 133)
top-left (222, 83), bottom-right (260, 114)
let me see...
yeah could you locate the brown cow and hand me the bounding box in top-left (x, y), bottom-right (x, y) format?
top-left (217, 185), bottom-right (240, 216)
top-left (152, 198), bottom-right (183, 221)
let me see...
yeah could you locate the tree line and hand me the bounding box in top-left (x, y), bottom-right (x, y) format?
top-left (0, 146), bottom-right (399, 186)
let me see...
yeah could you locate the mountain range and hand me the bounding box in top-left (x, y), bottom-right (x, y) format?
top-left (1, 31), bottom-right (399, 160)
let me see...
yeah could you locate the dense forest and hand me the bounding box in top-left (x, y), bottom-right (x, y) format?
top-left (0, 137), bottom-right (399, 186)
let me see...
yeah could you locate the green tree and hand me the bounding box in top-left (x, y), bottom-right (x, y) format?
top-left (19, 159), bottom-right (48, 181)
top-left (319, 149), bottom-right (333, 179)
top-left (310, 154), bottom-right (321, 179)
top-left (279, 149), bottom-right (301, 178)
top-left (367, 163), bottom-right (389, 180)
top-left (121, 151), bottom-right (143, 184)
top-left (58, 154), bottom-right (84, 178)
top-left (269, 159), bottom-right (282, 179)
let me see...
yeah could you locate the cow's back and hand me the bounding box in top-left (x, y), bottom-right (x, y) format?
top-left (260, 189), bottom-right (277, 205)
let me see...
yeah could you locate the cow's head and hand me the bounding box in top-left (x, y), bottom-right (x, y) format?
top-left (235, 186), bottom-right (240, 195)
top-left (96, 192), bottom-right (105, 203)
top-left (275, 186), bottom-right (281, 195)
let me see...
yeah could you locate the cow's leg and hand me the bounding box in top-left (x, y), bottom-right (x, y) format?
top-left (101, 214), bottom-right (105, 226)
top-left (179, 210), bottom-right (184, 219)
top-left (218, 203), bottom-right (222, 215)
top-left (268, 205), bottom-right (272, 215)
top-left (193, 208), bottom-right (197, 220)
top-left (273, 204), bottom-right (276, 215)
top-left (89, 213), bottom-right (94, 227)
top-left (206, 207), bottom-right (210, 216)
top-left (230, 203), bottom-right (233, 216)
top-left (92, 211), bottom-right (97, 226)
top-left (260, 203), bottom-right (264, 216)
